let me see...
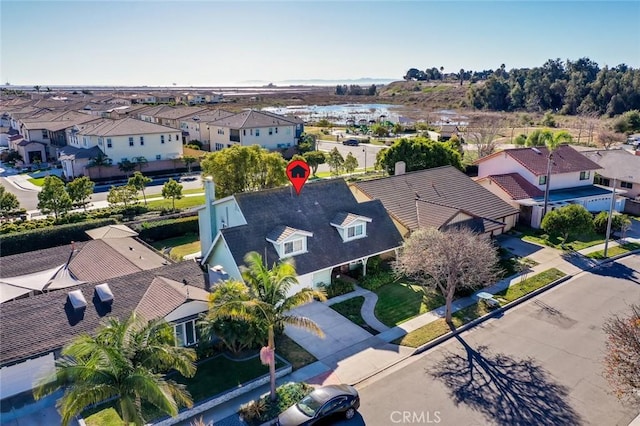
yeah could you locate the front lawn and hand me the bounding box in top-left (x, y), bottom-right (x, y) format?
top-left (587, 242), bottom-right (640, 259)
top-left (517, 225), bottom-right (605, 251)
top-left (393, 268), bottom-right (566, 348)
top-left (179, 354), bottom-right (281, 402)
top-left (393, 302), bottom-right (492, 348)
top-left (375, 282), bottom-right (445, 326)
top-left (494, 268), bottom-right (566, 303)
top-left (330, 296), bottom-right (378, 334)
top-left (275, 334), bottom-right (317, 371)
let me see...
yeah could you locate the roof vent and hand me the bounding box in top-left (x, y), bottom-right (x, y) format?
top-left (531, 147), bottom-right (542, 155)
top-left (95, 283), bottom-right (114, 303)
top-left (68, 289), bottom-right (87, 310)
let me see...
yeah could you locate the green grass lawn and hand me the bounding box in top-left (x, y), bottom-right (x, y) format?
top-left (330, 296), bottom-right (367, 326)
top-left (84, 354), bottom-right (286, 425)
top-left (517, 225), bottom-right (605, 251)
top-left (393, 268), bottom-right (566, 348)
top-left (586, 242), bottom-right (640, 259)
top-left (27, 177), bottom-right (46, 186)
top-left (275, 334), bottom-right (317, 371)
top-left (145, 195), bottom-right (205, 210)
top-left (494, 268), bottom-right (565, 303)
top-left (150, 234), bottom-right (200, 260)
top-left (139, 188), bottom-right (203, 200)
top-left (374, 282), bottom-right (445, 327)
top-left (393, 302), bottom-right (492, 348)
top-left (177, 354), bottom-right (281, 403)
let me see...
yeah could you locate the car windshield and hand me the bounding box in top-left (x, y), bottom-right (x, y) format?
top-left (296, 394), bottom-right (324, 417)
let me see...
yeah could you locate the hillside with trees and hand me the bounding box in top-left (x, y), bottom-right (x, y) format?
top-left (401, 58), bottom-right (640, 116)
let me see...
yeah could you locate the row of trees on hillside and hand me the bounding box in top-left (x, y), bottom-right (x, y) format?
top-left (335, 84), bottom-right (377, 96)
top-left (405, 59), bottom-right (640, 116)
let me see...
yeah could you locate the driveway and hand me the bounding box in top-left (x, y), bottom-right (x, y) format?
top-left (284, 301), bottom-right (372, 360)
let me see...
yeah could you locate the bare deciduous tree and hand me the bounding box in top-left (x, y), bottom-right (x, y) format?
top-left (597, 129), bottom-right (623, 150)
top-left (603, 304), bottom-right (640, 402)
top-left (394, 227), bottom-right (499, 323)
top-left (465, 116), bottom-right (504, 158)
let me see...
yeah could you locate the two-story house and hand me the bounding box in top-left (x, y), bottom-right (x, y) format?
top-left (582, 149), bottom-right (640, 200)
top-left (207, 110), bottom-right (299, 151)
top-left (197, 177), bottom-right (403, 297)
top-left (475, 145), bottom-right (624, 228)
top-left (180, 109), bottom-right (235, 147)
top-left (60, 117), bottom-right (182, 179)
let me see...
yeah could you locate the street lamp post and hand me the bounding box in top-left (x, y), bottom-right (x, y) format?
top-left (603, 178), bottom-right (617, 258)
top-left (363, 147), bottom-right (367, 173)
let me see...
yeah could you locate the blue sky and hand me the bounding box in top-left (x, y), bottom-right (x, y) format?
top-left (1, 1), bottom-right (639, 86)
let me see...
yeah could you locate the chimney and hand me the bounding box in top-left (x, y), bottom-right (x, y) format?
top-left (394, 161), bottom-right (406, 176)
top-left (198, 176), bottom-right (217, 262)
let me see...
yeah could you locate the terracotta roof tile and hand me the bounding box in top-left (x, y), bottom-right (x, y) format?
top-left (487, 173), bottom-right (544, 200)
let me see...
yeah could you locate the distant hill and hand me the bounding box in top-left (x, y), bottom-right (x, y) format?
top-left (241, 78), bottom-right (397, 86)
top-left (377, 81), bottom-right (469, 110)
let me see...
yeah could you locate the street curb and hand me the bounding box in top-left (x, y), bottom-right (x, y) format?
top-left (412, 274), bottom-right (573, 356)
top-left (351, 350), bottom-right (415, 387)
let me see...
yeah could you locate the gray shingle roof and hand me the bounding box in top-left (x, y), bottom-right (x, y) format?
top-left (582, 149), bottom-right (640, 183)
top-left (0, 242), bottom-right (88, 278)
top-left (352, 166), bottom-right (518, 232)
top-left (221, 179), bottom-right (403, 276)
top-left (0, 261), bottom-right (206, 366)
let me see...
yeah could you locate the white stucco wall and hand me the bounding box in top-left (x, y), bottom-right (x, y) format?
top-left (67, 131), bottom-right (182, 163)
top-left (478, 154), bottom-right (595, 190)
top-left (209, 125), bottom-right (296, 151)
top-left (0, 353), bottom-right (55, 399)
top-left (214, 197), bottom-right (246, 230)
top-left (207, 235), bottom-right (243, 281)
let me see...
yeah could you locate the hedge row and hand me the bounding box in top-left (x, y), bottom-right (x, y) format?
top-left (0, 218), bottom-right (117, 256)
top-left (133, 216), bottom-right (199, 242)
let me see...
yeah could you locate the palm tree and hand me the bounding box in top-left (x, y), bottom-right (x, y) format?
top-left (199, 251), bottom-right (326, 401)
top-left (526, 129), bottom-right (573, 217)
top-left (87, 152), bottom-right (112, 179)
top-left (34, 313), bottom-right (196, 426)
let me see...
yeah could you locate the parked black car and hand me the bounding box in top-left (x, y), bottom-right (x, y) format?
top-left (277, 384), bottom-right (360, 425)
top-left (342, 139), bottom-right (360, 146)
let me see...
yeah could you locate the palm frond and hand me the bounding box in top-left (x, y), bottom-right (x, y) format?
top-left (281, 287), bottom-right (326, 311)
top-left (281, 315), bottom-right (325, 337)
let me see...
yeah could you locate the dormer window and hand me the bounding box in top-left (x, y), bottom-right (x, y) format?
top-left (266, 226), bottom-right (313, 259)
top-left (331, 212), bottom-right (372, 242)
top-left (284, 238), bottom-right (304, 255)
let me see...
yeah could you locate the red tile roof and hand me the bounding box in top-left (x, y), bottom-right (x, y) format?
top-left (478, 145), bottom-right (602, 176)
top-left (486, 173), bottom-right (544, 200)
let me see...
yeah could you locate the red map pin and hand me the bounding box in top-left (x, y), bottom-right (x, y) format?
top-left (286, 160), bottom-right (310, 195)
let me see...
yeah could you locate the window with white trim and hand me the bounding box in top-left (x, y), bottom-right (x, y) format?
top-left (255, 129), bottom-right (260, 137)
top-left (215, 143), bottom-right (224, 151)
top-left (161, 135), bottom-right (165, 144)
top-left (538, 175), bottom-right (547, 185)
top-left (174, 319), bottom-right (199, 347)
top-left (269, 127), bottom-right (273, 135)
top-left (579, 171), bottom-right (590, 180)
top-left (283, 238), bottom-right (304, 255)
top-left (107, 139), bottom-right (112, 148)
top-left (42, 130), bottom-right (48, 139)
top-left (129, 137), bottom-right (134, 147)
top-left (621, 181), bottom-right (633, 189)
top-left (347, 223), bottom-right (364, 239)
top-left (140, 136), bottom-right (144, 146)
top-left (156, 154), bottom-right (161, 160)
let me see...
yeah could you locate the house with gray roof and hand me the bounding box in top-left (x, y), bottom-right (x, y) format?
top-left (198, 177), bottom-right (403, 296)
top-left (582, 148), bottom-right (640, 200)
top-left (475, 144), bottom-right (623, 228)
top-left (207, 109), bottom-right (300, 152)
top-left (350, 166), bottom-right (519, 238)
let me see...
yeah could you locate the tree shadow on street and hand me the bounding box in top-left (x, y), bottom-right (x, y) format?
top-left (429, 334), bottom-right (581, 426)
top-left (589, 261), bottom-right (640, 285)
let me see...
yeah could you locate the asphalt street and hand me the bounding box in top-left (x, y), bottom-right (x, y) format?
top-left (350, 255), bottom-right (640, 426)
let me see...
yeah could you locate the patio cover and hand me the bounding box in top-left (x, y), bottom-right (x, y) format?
top-left (0, 264), bottom-right (86, 303)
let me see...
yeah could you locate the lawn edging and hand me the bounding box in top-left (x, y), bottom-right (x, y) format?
top-left (412, 274), bottom-right (572, 356)
top-left (590, 245), bottom-right (640, 263)
top-left (147, 355), bottom-right (290, 426)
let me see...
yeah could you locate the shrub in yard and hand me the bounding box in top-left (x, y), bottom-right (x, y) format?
top-left (0, 218), bottom-right (117, 256)
top-left (366, 255), bottom-right (385, 274)
top-left (321, 279), bottom-right (354, 298)
top-left (239, 382), bottom-right (314, 425)
top-left (360, 270), bottom-right (396, 291)
top-left (134, 216), bottom-right (199, 242)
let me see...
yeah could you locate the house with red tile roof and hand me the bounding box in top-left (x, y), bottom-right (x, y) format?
top-left (475, 145), bottom-right (625, 228)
